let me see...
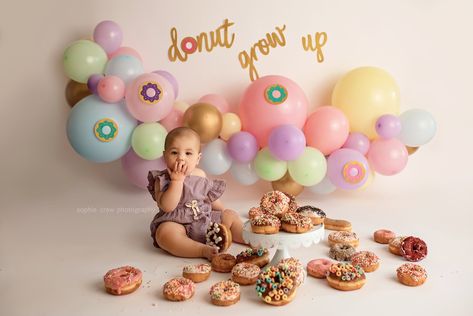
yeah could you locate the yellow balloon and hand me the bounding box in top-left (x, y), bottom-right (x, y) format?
top-left (358, 169), bottom-right (375, 190)
top-left (174, 100), bottom-right (190, 112)
top-left (183, 103), bottom-right (222, 143)
top-left (219, 112), bottom-right (241, 141)
top-left (271, 172), bottom-right (304, 197)
top-left (332, 67), bottom-right (400, 139)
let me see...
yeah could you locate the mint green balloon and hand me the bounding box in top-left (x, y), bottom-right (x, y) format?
top-left (288, 147), bottom-right (327, 186)
top-left (254, 148), bottom-right (287, 181)
top-left (131, 123), bottom-right (167, 160)
top-left (63, 40), bottom-right (107, 83)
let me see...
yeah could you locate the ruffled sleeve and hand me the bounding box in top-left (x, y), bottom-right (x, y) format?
top-left (147, 170), bottom-right (170, 201)
top-left (207, 179), bottom-right (226, 202)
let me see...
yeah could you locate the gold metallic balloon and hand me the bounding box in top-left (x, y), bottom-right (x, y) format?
top-left (271, 172), bottom-right (304, 197)
top-left (406, 146), bottom-right (419, 155)
top-left (65, 79), bottom-right (91, 107)
top-left (183, 103), bottom-right (222, 143)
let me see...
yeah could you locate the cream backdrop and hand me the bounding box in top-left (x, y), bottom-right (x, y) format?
top-left (0, 0), bottom-right (472, 315)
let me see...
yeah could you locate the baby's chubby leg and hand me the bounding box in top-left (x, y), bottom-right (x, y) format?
top-left (221, 209), bottom-right (246, 244)
top-left (155, 221), bottom-right (218, 260)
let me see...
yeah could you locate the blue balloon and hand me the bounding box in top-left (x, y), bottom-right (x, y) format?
top-left (398, 109), bottom-right (436, 147)
top-left (200, 139), bottom-right (232, 175)
top-left (67, 95), bottom-right (137, 163)
top-left (230, 162), bottom-right (259, 185)
top-left (104, 55), bottom-right (144, 84)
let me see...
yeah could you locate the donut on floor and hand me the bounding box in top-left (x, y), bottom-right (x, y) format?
top-left (277, 257), bottom-right (305, 286)
top-left (182, 263), bottom-right (211, 283)
top-left (324, 218), bottom-right (352, 231)
top-left (256, 265), bottom-right (298, 306)
top-left (373, 229), bottom-right (396, 244)
top-left (328, 243), bottom-right (356, 261)
top-left (326, 263), bottom-right (366, 291)
top-left (307, 259), bottom-right (333, 279)
top-left (396, 263), bottom-right (427, 286)
top-left (400, 236), bottom-right (428, 262)
top-left (328, 231), bottom-right (359, 248)
top-left (103, 266), bottom-right (142, 295)
top-left (209, 280), bottom-right (240, 306)
top-left (231, 262), bottom-right (261, 285)
top-left (211, 253), bottom-right (237, 273)
top-left (389, 236), bottom-right (406, 256)
top-left (163, 277), bottom-right (195, 301)
top-left (206, 222), bottom-right (232, 253)
top-left (350, 251), bottom-right (380, 273)
top-left (236, 247), bottom-right (270, 268)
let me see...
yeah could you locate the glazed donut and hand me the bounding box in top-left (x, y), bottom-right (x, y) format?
top-left (236, 247), bottom-right (270, 268)
top-left (209, 280), bottom-right (240, 306)
top-left (396, 263), bottom-right (427, 286)
top-left (400, 236), bottom-right (428, 262)
top-left (256, 265), bottom-right (298, 306)
top-left (231, 262), bottom-right (261, 285)
top-left (389, 236), bottom-right (406, 256)
top-left (324, 217), bottom-right (352, 231)
top-left (211, 253), bottom-right (237, 273)
top-left (248, 206), bottom-right (263, 219)
top-left (328, 231), bottom-right (359, 248)
top-left (163, 277), bottom-right (195, 301)
top-left (280, 212), bottom-right (313, 233)
top-left (296, 205), bottom-right (326, 225)
top-left (307, 259), bottom-right (333, 279)
top-left (277, 257), bottom-right (305, 286)
top-left (350, 251), bottom-right (380, 272)
top-left (329, 243), bottom-right (356, 261)
top-left (182, 263), bottom-right (211, 283)
top-left (260, 190), bottom-right (290, 218)
top-left (250, 214), bottom-right (281, 234)
top-left (326, 263), bottom-right (366, 291)
top-left (103, 266), bottom-right (142, 295)
top-left (206, 222), bottom-right (232, 253)
top-left (373, 229), bottom-right (396, 244)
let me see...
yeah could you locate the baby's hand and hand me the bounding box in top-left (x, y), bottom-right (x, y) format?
top-left (168, 160), bottom-right (188, 181)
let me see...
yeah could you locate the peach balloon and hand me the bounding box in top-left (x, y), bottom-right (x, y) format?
top-left (159, 106), bottom-right (183, 131)
top-left (108, 46), bottom-right (143, 62)
top-left (367, 138), bottom-right (408, 176)
top-left (220, 112), bottom-right (241, 141)
top-left (303, 106), bottom-right (350, 156)
top-left (239, 75), bottom-right (309, 147)
top-left (198, 94), bottom-right (230, 113)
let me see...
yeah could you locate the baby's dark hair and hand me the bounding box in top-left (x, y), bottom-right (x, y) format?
top-left (164, 127), bottom-right (201, 151)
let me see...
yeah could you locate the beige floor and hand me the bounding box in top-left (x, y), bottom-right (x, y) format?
top-left (1, 153), bottom-right (471, 315)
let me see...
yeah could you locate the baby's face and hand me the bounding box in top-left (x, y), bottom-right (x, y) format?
top-left (163, 136), bottom-right (201, 174)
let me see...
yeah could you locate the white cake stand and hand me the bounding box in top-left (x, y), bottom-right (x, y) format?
top-left (242, 220), bottom-right (325, 266)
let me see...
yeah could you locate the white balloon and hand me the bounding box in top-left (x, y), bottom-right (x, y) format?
top-left (200, 139), bottom-right (232, 175)
top-left (398, 109), bottom-right (436, 147)
top-left (307, 175), bottom-right (336, 195)
top-left (230, 162), bottom-right (259, 185)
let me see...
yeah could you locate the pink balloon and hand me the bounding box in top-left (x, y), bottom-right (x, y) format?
top-left (198, 94), bottom-right (230, 113)
top-left (97, 75), bottom-right (125, 103)
top-left (367, 138), bottom-right (408, 175)
top-left (343, 132), bottom-right (370, 155)
top-left (239, 75), bottom-right (309, 147)
top-left (121, 149), bottom-right (166, 189)
top-left (125, 73), bottom-right (175, 122)
top-left (108, 46), bottom-right (143, 63)
top-left (159, 106), bottom-right (184, 131)
top-left (303, 106), bottom-right (349, 156)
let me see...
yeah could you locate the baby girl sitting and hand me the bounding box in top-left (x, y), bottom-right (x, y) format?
top-left (148, 127), bottom-right (244, 260)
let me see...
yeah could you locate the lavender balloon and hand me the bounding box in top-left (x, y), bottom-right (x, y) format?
top-left (153, 70), bottom-right (179, 98)
top-left (121, 149), bottom-right (166, 189)
top-left (93, 20), bottom-right (123, 54)
top-left (343, 132), bottom-right (370, 155)
top-left (268, 124), bottom-right (306, 161)
top-left (87, 74), bottom-right (104, 94)
top-left (327, 148), bottom-right (369, 190)
top-left (375, 114), bottom-right (401, 139)
top-left (227, 131), bottom-right (258, 163)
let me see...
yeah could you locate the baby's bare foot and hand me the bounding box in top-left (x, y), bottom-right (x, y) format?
top-left (202, 245), bottom-right (219, 261)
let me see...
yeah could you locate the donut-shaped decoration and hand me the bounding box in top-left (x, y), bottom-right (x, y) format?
top-left (342, 161), bottom-right (366, 184)
top-left (181, 37), bottom-right (198, 54)
top-left (94, 118), bottom-right (118, 142)
top-left (139, 81), bottom-right (162, 104)
top-left (264, 84), bottom-right (288, 105)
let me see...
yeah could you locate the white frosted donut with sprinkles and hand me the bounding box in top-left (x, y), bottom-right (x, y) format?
top-left (231, 262), bottom-right (261, 285)
top-left (209, 280), bottom-right (241, 306)
top-left (396, 263), bottom-right (427, 286)
top-left (182, 263), bottom-right (211, 283)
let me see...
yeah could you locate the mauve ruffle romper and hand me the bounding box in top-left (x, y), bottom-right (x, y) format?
top-left (148, 170), bottom-right (226, 248)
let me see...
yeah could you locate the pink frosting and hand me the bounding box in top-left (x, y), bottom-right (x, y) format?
top-left (104, 266), bottom-right (142, 293)
top-left (307, 259), bottom-right (333, 277)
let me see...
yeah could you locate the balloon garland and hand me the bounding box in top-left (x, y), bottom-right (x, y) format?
top-left (63, 21), bottom-right (437, 195)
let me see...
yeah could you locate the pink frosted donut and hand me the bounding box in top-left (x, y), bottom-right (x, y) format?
top-left (373, 229), bottom-right (396, 244)
top-left (307, 259), bottom-right (333, 279)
